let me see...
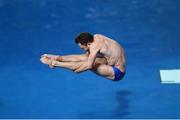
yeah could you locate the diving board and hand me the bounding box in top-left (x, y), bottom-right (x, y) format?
top-left (160, 69), bottom-right (180, 84)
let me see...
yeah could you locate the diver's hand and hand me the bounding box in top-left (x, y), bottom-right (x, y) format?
top-left (74, 63), bottom-right (90, 73)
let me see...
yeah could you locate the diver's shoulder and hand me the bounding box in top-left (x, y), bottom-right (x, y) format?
top-left (93, 34), bottom-right (104, 42)
top-left (94, 34), bottom-right (104, 38)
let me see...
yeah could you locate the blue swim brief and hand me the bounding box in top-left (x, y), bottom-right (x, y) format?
top-left (112, 66), bottom-right (125, 81)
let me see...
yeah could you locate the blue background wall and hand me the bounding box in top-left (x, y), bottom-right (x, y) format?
top-left (0, 0), bottom-right (180, 118)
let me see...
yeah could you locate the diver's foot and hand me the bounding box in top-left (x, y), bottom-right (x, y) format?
top-left (40, 56), bottom-right (52, 65)
top-left (41, 54), bottom-right (59, 60)
top-left (40, 56), bottom-right (56, 68)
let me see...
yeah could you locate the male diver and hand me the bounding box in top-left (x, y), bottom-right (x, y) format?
top-left (40, 32), bottom-right (126, 81)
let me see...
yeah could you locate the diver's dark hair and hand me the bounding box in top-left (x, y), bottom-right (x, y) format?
top-left (75, 32), bottom-right (93, 45)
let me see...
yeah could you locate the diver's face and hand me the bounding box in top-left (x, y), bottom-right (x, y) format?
top-left (78, 43), bottom-right (89, 51)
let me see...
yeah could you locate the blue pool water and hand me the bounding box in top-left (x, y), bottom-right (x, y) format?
top-left (0, 0), bottom-right (180, 118)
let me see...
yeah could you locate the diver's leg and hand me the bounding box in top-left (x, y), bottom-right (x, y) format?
top-left (91, 63), bottom-right (115, 80)
top-left (40, 56), bottom-right (85, 70)
top-left (41, 53), bottom-right (88, 62)
top-left (52, 61), bottom-right (85, 71)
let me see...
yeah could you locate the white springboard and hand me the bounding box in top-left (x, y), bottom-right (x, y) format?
top-left (160, 69), bottom-right (180, 83)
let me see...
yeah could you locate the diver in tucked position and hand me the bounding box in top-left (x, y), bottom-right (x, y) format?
top-left (40, 32), bottom-right (126, 81)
